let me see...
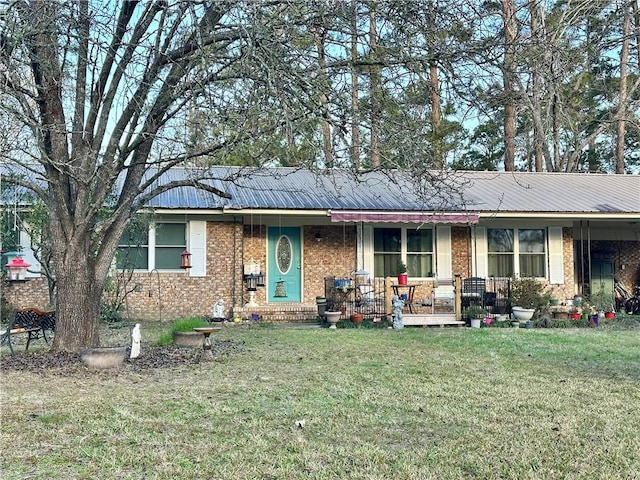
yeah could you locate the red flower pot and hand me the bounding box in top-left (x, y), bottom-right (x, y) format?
top-left (569, 313), bottom-right (581, 320)
top-left (604, 312), bottom-right (615, 319)
top-left (397, 273), bottom-right (408, 285)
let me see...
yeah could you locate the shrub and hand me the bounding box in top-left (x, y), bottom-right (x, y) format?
top-left (464, 305), bottom-right (488, 319)
top-left (100, 301), bottom-right (125, 324)
top-left (336, 317), bottom-right (392, 329)
top-left (508, 277), bottom-right (552, 310)
top-left (588, 288), bottom-right (615, 313)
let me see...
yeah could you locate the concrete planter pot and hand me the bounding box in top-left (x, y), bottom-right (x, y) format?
top-left (80, 346), bottom-right (127, 369)
top-left (511, 307), bottom-right (535, 321)
top-left (173, 331), bottom-right (203, 347)
top-left (325, 311), bottom-right (341, 329)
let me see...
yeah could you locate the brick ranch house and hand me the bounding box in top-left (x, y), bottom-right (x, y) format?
top-left (3, 168), bottom-right (640, 323)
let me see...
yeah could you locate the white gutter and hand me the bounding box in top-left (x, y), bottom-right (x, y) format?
top-left (481, 212), bottom-right (640, 219)
top-left (147, 207), bottom-right (330, 216)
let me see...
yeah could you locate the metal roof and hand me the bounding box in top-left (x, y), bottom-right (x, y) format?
top-left (147, 167), bottom-right (640, 217)
top-left (2, 165), bottom-right (638, 217)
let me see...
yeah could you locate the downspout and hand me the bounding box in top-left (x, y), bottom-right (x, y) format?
top-left (232, 217), bottom-right (241, 314)
top-left (587, 220), bottom-right (592, 296)
top-left (432, 223), bottom-right (437, 279)
top-left (471, 224), bottom-right (477, 277)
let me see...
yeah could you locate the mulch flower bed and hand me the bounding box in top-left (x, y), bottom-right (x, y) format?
top-left (0, 340), bottom-right (244, 376)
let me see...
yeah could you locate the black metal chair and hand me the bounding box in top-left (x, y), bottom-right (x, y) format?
top-left (462, 277), bottom-right (486, 307)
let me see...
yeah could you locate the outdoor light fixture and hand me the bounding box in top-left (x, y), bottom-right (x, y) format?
top-left (315, 232), bottom-right (323, 242)
top-left (5, 256), bottom-right (31, 281)
top-left (246, 273), bottom-right (258, 291)
top-left (180, 249), bottom-right (192, 269)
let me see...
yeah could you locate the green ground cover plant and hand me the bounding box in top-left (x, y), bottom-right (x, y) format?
top-left (1, 322), bottom-right (639, 479)
top-left (156, 316), bottom-right (210, 345)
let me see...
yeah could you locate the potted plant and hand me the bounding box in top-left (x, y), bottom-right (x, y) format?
top-left (168, 316), bottom-right (211, 347)
top-left (569, 308), bottom-right (582, 320)
top-left (589, 288), bottom-right (615, 318)
top-left (397, 262), bottom-right (408, 285)
top-left (465, 305), bottom-right (487, 328)
top-left (508, 277), bottom-right (551, 321)
top-left (549, 303), bottom-right (570, 319)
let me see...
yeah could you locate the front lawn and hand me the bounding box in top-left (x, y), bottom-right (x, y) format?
top-left (1, 323), bottom-right (639, 479)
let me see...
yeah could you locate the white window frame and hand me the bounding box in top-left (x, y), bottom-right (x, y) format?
top-left (118, 222), bottom-right (187, 272)
top-left (372, 225), bottom-right (435, 279)
top-left (486, 227), bottom-right (547, 279)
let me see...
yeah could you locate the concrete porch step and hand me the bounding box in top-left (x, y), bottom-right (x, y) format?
top-left (234, 304), bottom-right (319, 323)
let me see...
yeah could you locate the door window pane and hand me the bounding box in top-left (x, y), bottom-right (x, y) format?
top-left (276, 235), bottom-right (293, 274)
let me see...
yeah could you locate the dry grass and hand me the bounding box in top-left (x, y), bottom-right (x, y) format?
top-left (1, 323), bottom-right (639, 479)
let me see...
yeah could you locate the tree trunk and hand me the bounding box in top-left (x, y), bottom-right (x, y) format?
top-left (529, 2), bottom-right (544, 172)
top-left (430, 61), bottom-right (443, 169)
top-left (616, 1), bottom-right (631, 174)
top-left (501, 0), bottom-right (516, 171)
top-left (369, 8), bottom-right (381, 167)
top-left (52, 247), bottom-right (103, 351)
top-left (313, 26), bottom-right (333, 168)
top-left (351, 1), bottom-right (361, 169)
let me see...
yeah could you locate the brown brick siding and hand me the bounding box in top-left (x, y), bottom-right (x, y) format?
top-left (111, 222), bottom-right (243, 322)
top-left (451, 226), bottom-right (472, 278)
top-left (3, 223), bottom-right (637, 323)
top-left (301, 226), bottom-right (356, 302)
top-left (590, 239), bottom-right (640, 291)
top-left (1, 277), bottom-right (51, 315)
top-left (547, 228), bottom-right (576, 301)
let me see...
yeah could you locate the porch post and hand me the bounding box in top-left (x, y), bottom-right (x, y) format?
top-left (385, 276), bottom-right (392, 319)
top-left (454, 275), bottom-right (462, 321)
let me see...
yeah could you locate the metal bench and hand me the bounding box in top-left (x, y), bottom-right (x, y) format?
top-left (0, 307), bottom-right (56, 355)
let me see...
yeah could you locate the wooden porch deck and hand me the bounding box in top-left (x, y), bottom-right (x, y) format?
top-left (234, 304), bottom-right (465, 327)
top-left (401, 314), bottom-right (465, 328)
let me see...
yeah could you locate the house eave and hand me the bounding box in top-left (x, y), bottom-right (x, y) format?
top-left (148, 207), bottom-right (330, 217)
top-left (481, 212), bottom-right (640, 220)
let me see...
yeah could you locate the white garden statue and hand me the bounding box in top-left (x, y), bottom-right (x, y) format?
top-left (392, 295), bottom-right (405, 329)
top-left (212, 298), bottom-right (225, 321)
top-left (130, 323), bottom-right (141, 359)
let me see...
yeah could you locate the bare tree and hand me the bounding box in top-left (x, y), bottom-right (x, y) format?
top-left (0, 1), bottom-right (320, 350)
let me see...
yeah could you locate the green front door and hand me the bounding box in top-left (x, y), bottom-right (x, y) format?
top-left (591, 260), bottom-right (614, 297)
top-left (267, 226), bottom-right (302, 302)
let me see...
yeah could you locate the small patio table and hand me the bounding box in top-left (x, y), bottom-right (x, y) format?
top-left (391, 284), bottom-right (419, 313)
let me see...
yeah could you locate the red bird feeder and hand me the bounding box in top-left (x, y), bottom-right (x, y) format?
top-left (180, 249), bottom-right (192, 269)
top-left (6, 256), bottom-right (31, 281)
